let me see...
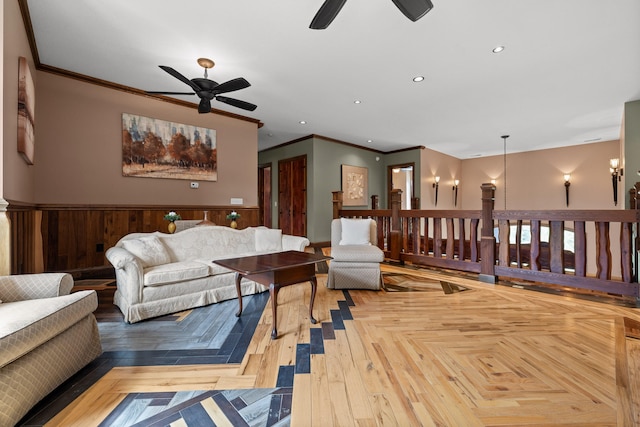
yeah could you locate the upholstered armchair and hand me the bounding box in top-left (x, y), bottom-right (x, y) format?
top-left (327, 218), bottom-right (385, 290)
top-left (0, 273), bottom-right (102, 426)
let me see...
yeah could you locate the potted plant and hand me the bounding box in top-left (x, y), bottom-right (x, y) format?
top-left (226, 211), bottom-right (241, 229)
top-left (163, 211), bottom-right (182, 233)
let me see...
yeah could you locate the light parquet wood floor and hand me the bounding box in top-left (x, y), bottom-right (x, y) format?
top-left (46, 265), bottom-right (640, 426)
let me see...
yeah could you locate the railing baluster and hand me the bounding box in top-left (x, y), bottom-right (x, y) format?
top-left (516, 219), bottom-right (523, 267)
top-left (621, 221), bottom-right (633, 283)
top-left (595, 221), bottom-right (612, 280)
top-left (549, 220), bottom-right (565, 274)
top-left (434, 217), bottom-right (442, 258)
top-left (574, 221), bottom-right (586, 276)
top-left (498, 219), bottom-right (510, 267)
top-left (530, 220), bottom-right (541, 271)
top-left (458, 218), bottom-right (466, 261)
top-left (423, 216), bottom-right (430, 254)
top-left (470, 218), bottom-right (479, 262)
top-left (446, 218), bottom-right (455, 260)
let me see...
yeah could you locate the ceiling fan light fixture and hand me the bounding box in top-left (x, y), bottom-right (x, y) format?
top-left (197, 58), bottom-right (215, 69)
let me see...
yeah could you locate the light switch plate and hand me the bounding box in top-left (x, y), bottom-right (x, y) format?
top-left (230, 198), bottom-right (243, 205)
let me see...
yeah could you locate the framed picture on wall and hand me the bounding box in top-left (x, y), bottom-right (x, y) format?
top-left (17, 57), bottom-right (35, 165)
top-left (121, 113), bottom-right (217, 181)
top-left (341, 164), bottom-right (368, 206)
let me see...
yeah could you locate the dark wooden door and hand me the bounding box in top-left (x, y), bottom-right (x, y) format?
top-left (258, 163), bottom-right (272, 226)
top-left (278, 155), bottom-right (307, 236)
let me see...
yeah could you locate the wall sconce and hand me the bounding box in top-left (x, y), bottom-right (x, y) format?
top-left (432, 176), bottom-right (440, 205)
top-left (453, 179), bottom-right (459, 206)
top-left (490, 179), bottom-right (496, 186)
top-left (610, 158), bottom-right (622, 206)
top-left (563, 174), bottom-right (571, 207)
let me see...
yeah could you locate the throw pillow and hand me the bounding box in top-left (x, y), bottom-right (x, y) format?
top-left (255, 228), bottom-right (283, 252)
top-left (340, 218), bottom-right (372, 245)
top-left (121, 236), bottom-right (172, 268)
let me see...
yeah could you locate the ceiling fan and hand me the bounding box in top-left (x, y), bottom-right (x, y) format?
top-left (310, 0), bottom-right (434, 29)
top-left (147, 58), bottom-right (257, 113)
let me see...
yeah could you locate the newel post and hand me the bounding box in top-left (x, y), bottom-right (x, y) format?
top-left (332, 191), bottom-right (343, 219)
top-left (479, 183), bottom-right (497, 284)
top-left (390, 189), bottom-right (402, 261)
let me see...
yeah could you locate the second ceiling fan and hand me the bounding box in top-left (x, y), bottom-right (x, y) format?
top-left (310, 0), bottom-right (434, 30)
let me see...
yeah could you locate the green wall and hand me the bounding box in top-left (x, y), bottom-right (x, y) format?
top-left (258, 136), bottom-right (388, 243)
top-left (624, 100), bottom-right (640, 208)
top-left (258, 137), bottom-right (314, 233)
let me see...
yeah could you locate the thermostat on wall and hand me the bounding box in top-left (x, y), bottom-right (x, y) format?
top-left (230, 198), bottom-right (243, 205)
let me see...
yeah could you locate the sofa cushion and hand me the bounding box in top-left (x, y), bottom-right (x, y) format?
top-left (194, 259), bottom-right (232, 276)
top-left (255, 228), bottom-right (283, 252)
top-left (340, 218), bottom-right (372, 245)
top-left (0, 290), bottom-right (97, 368)
top-left (143, 261), bottom-right (210, 287)
top-left (121, 236), bottom-right (171, 267)
top-left (331, 245), bottom-right (384, 262)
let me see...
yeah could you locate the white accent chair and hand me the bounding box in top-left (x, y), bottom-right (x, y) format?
top-left (327, 218), bottom-right (384, 290)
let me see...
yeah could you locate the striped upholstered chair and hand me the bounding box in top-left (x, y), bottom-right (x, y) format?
top-left (327, 218), bottom-right (384, 290)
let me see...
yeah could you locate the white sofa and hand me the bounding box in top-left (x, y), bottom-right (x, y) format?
top-left (0, 273), bottom-right (102, 426)
top-left (106, 225), bottom-right (310, 323)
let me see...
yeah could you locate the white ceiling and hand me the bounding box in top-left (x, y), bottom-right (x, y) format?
top-left (24, 0), bottom-right (640, 158)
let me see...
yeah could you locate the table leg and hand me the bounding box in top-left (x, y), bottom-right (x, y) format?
top-left (309, 276), bottom-right (318, 324)
top-left (234, 272), bottom-right (243, 317)
top-left (270, 283), bottom-right (279, 339)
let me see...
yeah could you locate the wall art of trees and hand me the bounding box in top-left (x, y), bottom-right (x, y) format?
top-left (121, 113), bottom-right (217, 181)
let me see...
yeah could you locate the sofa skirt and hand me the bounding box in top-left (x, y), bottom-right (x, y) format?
top-left (115, 279), bottom-right (268, 323)
top-left (327, 262), bottom-right (382, 290)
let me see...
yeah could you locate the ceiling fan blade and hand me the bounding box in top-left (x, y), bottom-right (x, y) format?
top-left (215, 96), bottom-right (257, 111)
top-left (310, 0), bottom-right (347, 29)
top-left (159, 65), bottom-right (203, 92)
top-left (391, 0), bottom-right (433, 22)
top-left (146, 91), bottom-right (195, 95)
top-left (198, 98), bottom-right (212, 114)
top-left (213, 77), bottom-right (251, 94)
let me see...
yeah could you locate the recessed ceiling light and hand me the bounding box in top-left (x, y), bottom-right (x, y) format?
top-left (367, 139), bottom-right (372, 143)
top-left (413, 76), bottom-right (424, 82)
top-left (299, 120), bottom-right (306, 125)
top-left (492, 46), bottom-right (505, 53)
top-left (354, 100), bottom-right (361, 104)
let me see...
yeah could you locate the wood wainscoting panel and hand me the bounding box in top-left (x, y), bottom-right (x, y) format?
top-left (32, 206), bottom-right (259, 274)
top-left (6, 203), bottom-right (42, 274)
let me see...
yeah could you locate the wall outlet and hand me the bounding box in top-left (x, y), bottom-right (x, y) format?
top-left (190, 182), bottom-right (199, 189)
top-left (230, 198), bottom-right (243, 205)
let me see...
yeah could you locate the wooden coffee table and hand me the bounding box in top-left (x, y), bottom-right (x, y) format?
top-left (213, 250), bottom-right (331, 339)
